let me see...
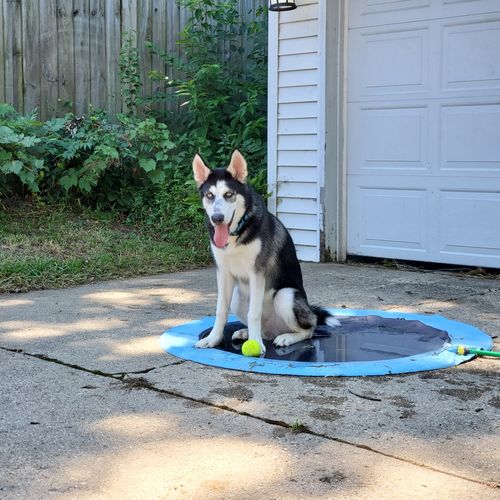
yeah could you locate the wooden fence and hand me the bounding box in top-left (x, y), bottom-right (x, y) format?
top-left (0, 0), bottom-right (265, 119)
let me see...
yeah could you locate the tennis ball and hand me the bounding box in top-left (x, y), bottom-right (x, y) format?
top-left (241, 339), bottom-right (261, 357)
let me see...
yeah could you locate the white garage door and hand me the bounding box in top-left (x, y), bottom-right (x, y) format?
top-left (347, 0), bottom-right (500, 268)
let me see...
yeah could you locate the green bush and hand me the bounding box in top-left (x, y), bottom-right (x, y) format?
top-left (0, 104), bottom-right (45, 195)
top-left (0, 106), bottom-right (176, 209)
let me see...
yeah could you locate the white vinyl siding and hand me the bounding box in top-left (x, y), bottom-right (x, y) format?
top-left (268, 0), bottom-right (322, 262)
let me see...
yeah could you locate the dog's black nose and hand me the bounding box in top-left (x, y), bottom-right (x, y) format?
top-left (211, 213), bottom-right (225, 225)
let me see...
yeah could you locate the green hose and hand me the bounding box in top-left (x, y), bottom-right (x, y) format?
top-left (457, 345), bottom-right (500, 357)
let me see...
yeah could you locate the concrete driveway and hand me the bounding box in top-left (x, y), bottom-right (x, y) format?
top-left (1, 263), bottom-right (499, 499)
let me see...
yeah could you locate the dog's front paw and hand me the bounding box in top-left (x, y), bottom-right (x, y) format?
top-left (258, 339), bottom-right (266, 356)
top-left (196, 332), bottom-right (223, 348)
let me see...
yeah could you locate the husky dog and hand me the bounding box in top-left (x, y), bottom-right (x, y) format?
top-left (193, 150), bottom-right (339, 355)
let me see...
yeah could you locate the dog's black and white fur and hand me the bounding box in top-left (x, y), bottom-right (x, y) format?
top-left (193, 150), bottom-right (339, 355)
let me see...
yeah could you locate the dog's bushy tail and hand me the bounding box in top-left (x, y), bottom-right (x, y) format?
top-left (311, 306), bottom-right (341, 327)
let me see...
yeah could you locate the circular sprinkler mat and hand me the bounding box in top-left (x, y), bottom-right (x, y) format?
top-left (160, 309), bottom-right (493, 376)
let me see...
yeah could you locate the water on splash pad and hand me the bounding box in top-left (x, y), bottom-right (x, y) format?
top-left (200, 315), bottom-right (450, 363)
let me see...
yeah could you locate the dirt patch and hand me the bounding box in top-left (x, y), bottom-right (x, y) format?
top-left (437, 387), bottom-right (485, 401)
top-left (366, 373), bottom-right (414, 384)
top-left (222, 373), bottom-right (278, 385)
top-left (398, 409), bottom-right (416, 419)
top-left (488, 396), bottom-right (500, 409)
top-left (457, 368), bottom-right (500, 380)
top-left (389, 396), bottom-right (415, 408)
top-left (118, 377), bottom-right (156, 391)
top-left (421, 367), bottom-right (499, 382)
top-left (309, 407), bottom-right (343, 421)
top-left (209, 385), bottom-right (254, 402)
top-left (300, 377), bottom-right (342, 388)
top-left (318, 471), bottom-right (347, 484)
top-left (183, 400), bottom-right (205, 409)
top-left (298, 394), bottom-right (347, 405)
top-left (441, 377), bottom-right (464, 386)
top-left (419, 371), bottom-right (447, 380)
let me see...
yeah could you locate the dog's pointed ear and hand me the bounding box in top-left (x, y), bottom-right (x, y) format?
top-left (227, 150), bottom-right (248, 184)
top-left (193, 154), bottom-right (211, 187)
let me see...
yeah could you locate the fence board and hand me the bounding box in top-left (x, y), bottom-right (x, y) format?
top-left (0, 0), bottom-right (4, 102)
top-left (22, 0), bottom-right (41, 113)
top-left (1, 1), bottom-right (9, 104)
top-left (3, 2), bottom-right (14, 104)
top-left (74, 0), bottom-right (91, 115)
top-left (57, 0), bottom-right (75, 110)
top-left (0, 0), bottom-right (266, 119)
top-left (90, 0), bottom-right (106, 107)
top-left (40, 0), bottom-right (58, 117)
top-left (105, 0), bottom-right (121, 116)
top-left (121, 0), bottom-right (137, 32)
top-left (165, 0), bottom-right (181, 115)
top-left (4, 0), bottom-right (23, 110)
top-left (152, 0), bottom-right (167, 112)
top-left (137, 0), bottom-right (152, 100)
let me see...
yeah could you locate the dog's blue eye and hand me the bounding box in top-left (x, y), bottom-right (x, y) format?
top-left (206, 192), bottom-right (215, 200)
top-left (224, 192), bottom-right (234, 199)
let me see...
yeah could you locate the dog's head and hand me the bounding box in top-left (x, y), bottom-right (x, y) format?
top-left (192, 150), bottom-right (249, 249)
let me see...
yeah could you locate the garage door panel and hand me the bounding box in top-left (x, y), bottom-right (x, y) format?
top-left (442, 1), bottom-right (500, 23)
top-left (439, 190), bottom-right (500, 261)
top-left (348, 186), bottom-right (428, 254)
top-left (441, 103), bottom-right (500, 172)
top-left (350, 0), bottom-right (500, 28)
top-left (442, 18), bottom-right (500, 92)
top-left (349, 0), bottom-right (432, 27)
top-left (349, 26), bottom-right (429, 100)
top-left (349, 104), bottom-right (429, 172)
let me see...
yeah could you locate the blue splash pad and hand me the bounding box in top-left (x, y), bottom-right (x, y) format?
top-left (159, 309), bottom-right (493, 376)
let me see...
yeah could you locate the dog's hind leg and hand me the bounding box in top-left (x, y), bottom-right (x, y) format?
top-left (272, 288), bottom-right (316, 347)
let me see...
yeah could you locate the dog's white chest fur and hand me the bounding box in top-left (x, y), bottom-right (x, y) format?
top-left (212, 238), bottom-right (262, 281)
top-left (212, 238), bottom-right (290, 338)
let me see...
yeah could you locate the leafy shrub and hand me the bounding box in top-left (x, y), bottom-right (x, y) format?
top-left (0, 105), bottom-right (176, 209)
top-left (0, 104), bottom-right (45, 194)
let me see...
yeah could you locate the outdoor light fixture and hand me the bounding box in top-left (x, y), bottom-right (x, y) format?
top-left (269, 1), bottom-right (297, 12)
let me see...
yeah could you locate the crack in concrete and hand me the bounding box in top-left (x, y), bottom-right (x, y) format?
top-left (1, 346), bottom-right (125, 379)
top-left (2, 345), bottom-right (498, 490)
top-left (108, 360), bottom-right (186, 377)
top-left (0, 346), bottom-right (186, 378)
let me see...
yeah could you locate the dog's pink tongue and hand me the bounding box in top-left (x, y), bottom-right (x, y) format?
top-left (214, 224), bottom-right (229, 248)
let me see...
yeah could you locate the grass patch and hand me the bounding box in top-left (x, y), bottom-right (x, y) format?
top-left (290, 421), bottom-right (309, 433)
top-left (0, 203), bottom-right (212, 293)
